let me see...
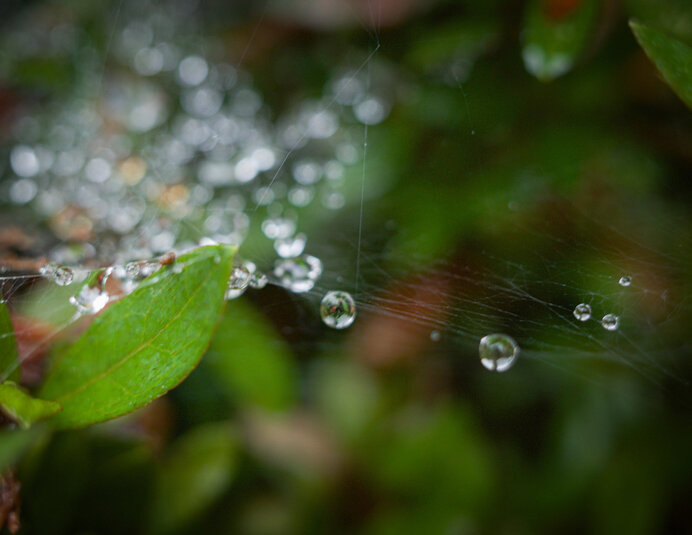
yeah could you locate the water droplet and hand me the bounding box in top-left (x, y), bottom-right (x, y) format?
top-left (430, 330), bottom-right (441, 342)
top-left (225, 264), bottom-right (251, 300)
top-left (125, 261), bottom-right (141, 280)
top-left (274, 233), bottom-right (306, 258)
top-left (320, 291), bottom-right (356, 329)
top-left (178, 55), bottom-right (208, 86)
top-left (573, 303), bottom-right (591, 322)
top-left (249, 271), bottom-right (268, 289)
top-left (273, 254), bottom-right (322, 293)
top-left (228, 265), bottom-right (251, 290)
top-left (479, 333), bottom-right (519, 372)
top-left (39, 262), bottom-right (74, 286)
top-left (261, 217), bottom-right (296, 240)
top-left (601, 313), bottom-right (620, 331)
top-left (619, 276), bottom-right (631, 287)
top-left (69, 269), bottom-right (111, 315)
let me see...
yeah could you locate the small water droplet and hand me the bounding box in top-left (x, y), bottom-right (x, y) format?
top-left (479, 333), bottom-right (519, 372)
top-left (228, 265), bottom-right (251, 290)
top-left (69, 269), bottom-right (111, 315)
top-left (601, 313), bottom-right (620, 331)
top-left (273, 254), bottom-right (322, 293)
top-left (249, 271), bottom-right (268, 289)
top-left (573, 303), bottom-right (591, 322)
top-left (274, 233), bottom-right (306, 258)
top-left (320, 291), bottom-right (356, 329)
top-left (430, 330), bottom-right (441, 342)
top-left (261, 217), bottom-right (296, 240)
top-left (225, 264), bottom-right (251, 300)
top-left (125, 261), bottom-right (140, 279)
top-left (619, 276), bottom-right (631, 287)
top-left (39, 262), bottom-right (74, 286)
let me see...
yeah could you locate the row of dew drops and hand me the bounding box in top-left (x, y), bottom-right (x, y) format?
top-left (40, 255), bottom-right (633, 373)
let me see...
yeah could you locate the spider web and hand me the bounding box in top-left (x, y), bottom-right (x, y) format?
top-left (0, 0), bottom-right (690, 398)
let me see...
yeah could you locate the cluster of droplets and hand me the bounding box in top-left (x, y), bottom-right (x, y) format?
top-left (571, 274), bottom-right (631, 331)
top-left (2, 0), bottom-right (392, 274)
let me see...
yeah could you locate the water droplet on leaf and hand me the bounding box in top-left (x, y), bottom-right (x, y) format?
top-left (619, 276), bottom-right (631, 287)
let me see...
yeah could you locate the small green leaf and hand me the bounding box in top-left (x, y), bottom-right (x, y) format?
top-left (40, 245), bottom-right (235, 429)
top-left (149, 422), bottom-right (238, 535)
top-left (0, 301), bottom-right (20, 382)
top-left (522, 0), bottom-right (599, 81)
top-left (0, 382), bottom-right (61, 429)
top-left (630, 20), bottom-right (692, 109)
top-left (205, 299), bottom-right (297, 411)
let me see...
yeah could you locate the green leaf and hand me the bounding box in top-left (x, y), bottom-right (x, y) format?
top-left (0, 382), bottom-right (61, 429)
top-left (522, 0), bottom-right (599, 81)
top-left (40, 245), bottom-right (235, 429)
top-left (630, 20), bottom-right (692, 109)
top-left (0, 301), bottom-right (20, 382)
top-left (205, 299), bottom-right (297, 411)
top-left (149, 422), bottom-right (238, 535)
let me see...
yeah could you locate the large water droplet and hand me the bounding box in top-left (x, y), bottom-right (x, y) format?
top-left (479, 333), bottom-right (519, 372)
top-left (273, 254), bottom-right (322, 293)
top-left (320, 290), bottom-right (356, 329)
top-left (573, 303), bottom-right (591, 322)
top-left (619, 276), bottom-right (631, 287)
top-left (601, 313), bottom-right (620, 331)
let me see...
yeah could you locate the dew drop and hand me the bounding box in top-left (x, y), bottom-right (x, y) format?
top-left (601, 313), bottom-right (620, 331)
top-left (249, 271), bottom-right (268, 289)
top-left (273, 254), bottom-right (322, 293)
top-left (274, 233), bottom-right (306, 258)
top-left (479, 333), bottom-right (519, 372)
top-left (261, 217), bottom-right (296, 240)
top-left (69, 268), bottom-right (111, 315)
top-left (225, 264), bottom-right (251, 300)
top-left (430, 330), bottom-right (441, 342)
top-left (320, 291), bottom-right (356, 329)
top-left (39, 262), bottom-right (74, 286)
top-left (573, 303), bottom-right (591, 322)
top-left (228, 265), bottom-right (251, 290)
top-left (619, 276), bottom-right (631, 287)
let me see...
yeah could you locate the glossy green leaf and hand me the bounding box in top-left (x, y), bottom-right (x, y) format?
top-left (40, 245), bottom-right (234, 429)
top-left (205, 299), bottom-right (297, 411)
top-left (0, 301), bottom-right (20, 382)
top-left (522, 0), bottom-right (599, 80)
top-left (149, 422), bottom-right (238, 535)
top-left (630, 20), bottom-right (692, 109)
top-left (0, 382), bottom-right (61, 429)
